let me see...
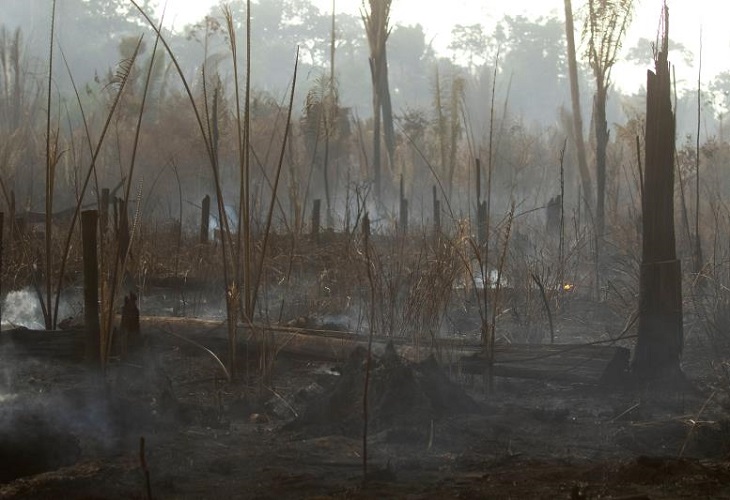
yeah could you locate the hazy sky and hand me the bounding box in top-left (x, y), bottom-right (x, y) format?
top-left (158, 0), bottom-right (730, 93)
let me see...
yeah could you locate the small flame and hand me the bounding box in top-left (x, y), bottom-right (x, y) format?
top-left (563, 283), bottom-right (574, 292)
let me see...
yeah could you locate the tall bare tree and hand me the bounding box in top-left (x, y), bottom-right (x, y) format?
top-left (362, 0), bottom-right (395, 201)
top-left (584, 0), bottom-right (634, 242)
top-left (563, 0), bottom-right (593, 213)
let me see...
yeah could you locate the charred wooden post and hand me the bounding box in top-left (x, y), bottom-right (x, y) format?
top-left (546, 195), bottom-right (562, 239)
top-left (477, 202), bottom-right (487, 246)
top-left (13, 216), bottom-right (25, 243)
top-left (100, 188), bottom-right (109, 234)
top-left (432, 185), bottom-right (441, 233)
top-left (476, 158), bottom-right (481, 207)
top-left (11, 190), bottom-right (25, 245)
top-left (121, 292), bottom-right (141, 355)
top-left (312, 199), bottom-right (321, 242)
top-left (81, 210), bottom-right (100, 365)
top-left (9, 190), bottom-right (16, 246)
top-left (399, 175), bottom-right (408, 234)
top-left (113, 196), bottom-right (119, 234)
top-left (200, 194), bottom-right (210, 244)
top-left (400, 198), bottom-right (409, 235)
top-left (476, 158), bottom-right (487, 244)
top-left (633, 11), bottom-right (683, 381)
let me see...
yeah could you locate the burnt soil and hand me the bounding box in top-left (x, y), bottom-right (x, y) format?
top-left (2, 328), bottom-right (730, 499)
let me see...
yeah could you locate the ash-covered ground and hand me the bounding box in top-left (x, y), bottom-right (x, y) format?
top-left (1, 316), bottom-right (730, 499)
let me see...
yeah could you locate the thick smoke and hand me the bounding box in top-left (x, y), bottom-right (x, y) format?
top-left (2, 288), bottom-right (77, 330)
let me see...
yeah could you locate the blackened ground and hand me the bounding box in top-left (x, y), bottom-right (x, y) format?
top-left (1, 331), bottom-right (730, 499)
top-left (287, 342), bottom-right (479, 440)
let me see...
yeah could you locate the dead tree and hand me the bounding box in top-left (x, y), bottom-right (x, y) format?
top-left (362, 0), bottom-right (395, 201)
top-left (563, 0), bottom-right (593, 213)
top-left (633, 7), bottom-right (683, 381)
top-left (584, 0), bottom-right (634, 295)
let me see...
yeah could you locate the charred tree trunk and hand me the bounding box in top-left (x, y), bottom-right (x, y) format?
top-left (116, 198), bottom-right (130, 261)
top-left (633, 14), bottom-right (683, 381)
top-left (9, 190), bottom-right (16, 246)
top-left (476, 158), bottom-right (487, 245)
top-left (100, 188), bottom-right (109, 235)
top-left (478, 202), bottom-right (487, 247)
top-left (399, 175), bottom-right (408, 234)
top-left (594, 83), bottom-right (609, 298)
top-left (200, 194), bottom-right (210, 244)
top-left (121, 292), bottom-right (141, 355)
top-left (380, 50), bottom-right (395, 169)
top-left (363, 0), bottom-right (393, 202)
top-left (432, 185), bottom-right (440, 233)
top-left (370, 57), bottom-right (383, 201)
top-left (595, 84), bottom-right (609, 242)
top-left (311, 199), bottom-right (321, 243)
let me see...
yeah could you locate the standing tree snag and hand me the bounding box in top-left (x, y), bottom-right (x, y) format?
top-left (584, 0), bottom-right (634, 294)
top-left (563, 0), bottom-right (593, 214)
top-left (633, 6), bottom-right (683, 381)
top-left (362, 0), bottom-right (394, 201)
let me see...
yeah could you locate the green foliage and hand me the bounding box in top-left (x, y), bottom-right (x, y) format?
top-left (626, 37), bottom-right (694, 67)
top-left (448, 24), bottom-right (488, 69)
top-left (710, 72), bottom-right (730, 117)
top-left (498, 15), bottom-right (571, 124)
top-left (582, 0), bottom-right (634, 85)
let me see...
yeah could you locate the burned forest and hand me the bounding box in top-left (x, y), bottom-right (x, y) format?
top-left (2, 0), bottom-right (730, 498)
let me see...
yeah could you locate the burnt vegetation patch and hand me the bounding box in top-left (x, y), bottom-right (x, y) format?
top-left (3, 0), bottom-right (730, 497)
top-left (0, 411), bottom-right (81, 483)
top-left (288, 343), bottom-right (480, 440)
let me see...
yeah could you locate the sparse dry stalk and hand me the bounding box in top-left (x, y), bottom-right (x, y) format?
top-left (102, 20), bottom-right (163, 366)
top-left (131, 0), bottom-right (239, 377)
top-left (52, 34), bottom-right (144, 340)
top-left (242, 0), bottom-right (253, 321)
top-left (43, 0), bottom-right (57, 330)
top-left (488, 204), bottom-right (514, 392)
top-left (694, 33), bottom-right (703, 273)
top-left (362, 211), bottom-right (374, 480)
top-left (227, 283), bottom-right (240, 374)
top-left (251, 49), bottom-right (299, 314)
top-left (0, 211), bottom-right (3, 331)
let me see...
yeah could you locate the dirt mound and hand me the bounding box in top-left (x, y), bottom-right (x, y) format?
top-left (288, 342), bottom-right (479, 441)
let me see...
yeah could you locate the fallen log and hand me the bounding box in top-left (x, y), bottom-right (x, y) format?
top-left (138, 316), bottom-right (473, 366)
top-left (460, 343), bottom-right (630, 385)
top-left (0, 328), bottom-right (85, 362)
top-left (140, 317), bottom-right (629, 385)
top-left (1, 317), bottom-right (630, 385)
